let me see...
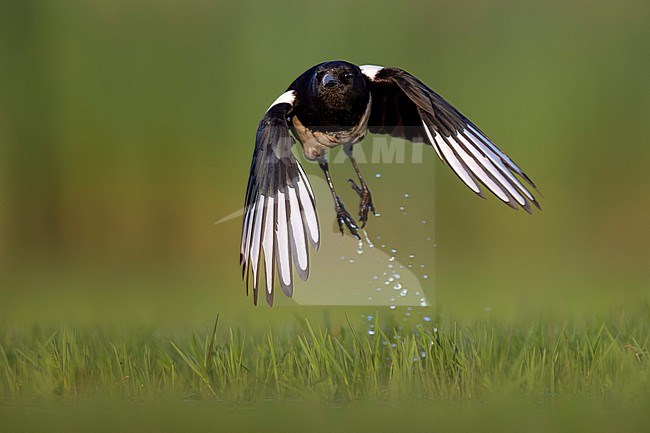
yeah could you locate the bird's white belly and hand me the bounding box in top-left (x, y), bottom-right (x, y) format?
top-left (292, 96), bottom-right (372, 161)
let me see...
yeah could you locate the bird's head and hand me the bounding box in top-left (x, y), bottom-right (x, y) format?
top-left (312, 61), bottom-right (367, 105)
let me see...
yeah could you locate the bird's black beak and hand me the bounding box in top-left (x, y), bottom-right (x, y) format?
top-left (322, 73), bottom-right (338, 87)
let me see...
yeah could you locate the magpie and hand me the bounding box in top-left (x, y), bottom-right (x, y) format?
top-left (240, 60), bottom-right (538, 305)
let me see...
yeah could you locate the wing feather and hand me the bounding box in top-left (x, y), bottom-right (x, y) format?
top-left (261, 195), bottom-right (275, 301)
top-left (296, 164), bottom-right (320, 248)
top-left (361, 65), bottom-right (539, 212)
top-left (240, 90), bottom-right (320, 305)
top-left (288, 181), bottom-right (309, 279)
top-left (275, 184), bottom-right (293, 295)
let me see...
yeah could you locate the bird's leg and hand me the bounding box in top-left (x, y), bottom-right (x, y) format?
top-left (318, 159), bottom-right (360, 240)
top-left (344, 143), bottom-right (376, 227)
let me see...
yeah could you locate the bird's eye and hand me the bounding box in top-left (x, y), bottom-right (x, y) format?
top-left (343, 72), bottom-right (353, 80)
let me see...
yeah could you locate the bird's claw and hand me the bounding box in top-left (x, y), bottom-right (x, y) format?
top-left (348, 179), bottom-right (363, 195)
top-left (348, 179), bottom-right (376, 227)
top-left (358, 194), bottom-right (376, 227)
top-left (335, 197), bottom-right (361, 240)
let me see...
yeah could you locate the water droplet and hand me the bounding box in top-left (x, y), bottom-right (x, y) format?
top-left (423, 315), bottom-right (432, 322)
top-left (393, 283), bottom-right (403, 290)
top-left (403, 193), bottom-right (410, 198)
top-left (388, 256), bottom-right (395, 262)
top-left (399, 289), bottom-right (408, 297)
top-left (393, 273), bottom-right (401, 279)
top-left (357, 241), bottom-right (364, 255)
top-left (422, 220), bottom-right (427, 224)
top-left (391, 343), bottom-right (397, 348)
top-left (388, 277), bottom-right (395, 283)
top-left (423, 274), bottom-right (429, 279)
top-left (349, 259), bottom-right (355, 264)
top-left (419, 264), bottom-right (425, 268)
top-left (381, 244), bottom-right (386, 248)
top-left (419, 298), bottom-right (428, 307)
top-left (399, 206), bottom-right (405, 211)
top-left (376, 287), bottom-right (382, 292)
top-left (408, 254), bottom-right (415, 259)
top-left (390, 305), bottom-right (396, 310)
top-left (390, 248), bottom-right (398, 254)
top-left (387, 264), bottom-right (394, 269)
top-left (367, 297), bottom-right (373, 301)
top-left (375, 213), bottom-right (381, 217)
top-left (433, 327), bottom-right (438, 333)
top-left (367, 329), bottom-right (376, 335)
top-left (405, 312), bottom-right (411, 317)
top-left (367, 315), bottom-right (374, 321)
top-left (375, 173), bottom-right (382, 178)
top-left (407, 264), bottom-right (413, 268)
top-left (420, 351), bottom-right (426, 358)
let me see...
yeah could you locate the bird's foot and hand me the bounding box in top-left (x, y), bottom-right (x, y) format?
top-left (348, 179), bottom-right (376, 227)
top-left (335, 196), bottom-right (360, 240)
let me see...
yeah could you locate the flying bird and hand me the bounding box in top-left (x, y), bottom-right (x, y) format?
top-left (240, 61), bottom-right (538, 305)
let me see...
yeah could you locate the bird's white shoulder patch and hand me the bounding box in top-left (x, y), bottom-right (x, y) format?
top-left (267, 90), bottom-right (296, 111)
top-left (360, 65), bottom-right (384, 81)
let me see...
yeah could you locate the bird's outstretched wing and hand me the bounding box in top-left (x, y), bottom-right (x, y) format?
top-left (240, 91), bottom-right (320, 305)
top-left (360, 65), bottom-right (539, 212)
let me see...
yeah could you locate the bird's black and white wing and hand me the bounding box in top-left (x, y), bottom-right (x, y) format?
top-left (240, 91), bottom-right (320, 305)
top-left (360, 65), bottom-right (539, 212)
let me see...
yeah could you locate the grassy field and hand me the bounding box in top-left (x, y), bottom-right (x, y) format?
top-left (2, 310), bottom-right (649, 431)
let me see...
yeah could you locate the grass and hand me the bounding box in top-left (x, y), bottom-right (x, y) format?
top-left (1, 310), bottom-right (649, 432)
top-left (1, 312), bottom-right (647, 403)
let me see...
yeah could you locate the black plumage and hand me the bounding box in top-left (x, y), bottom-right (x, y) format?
top-left (241, 60), bottom-right (539, 305)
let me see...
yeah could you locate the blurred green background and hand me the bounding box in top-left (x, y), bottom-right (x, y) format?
top-left (0, 0), bottom-right (648, 327)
